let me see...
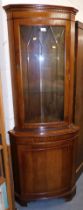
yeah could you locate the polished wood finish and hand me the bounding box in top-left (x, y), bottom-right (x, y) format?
top-left (74, 21), bottom-right (83, 177)
top-left (9, 126), bottom-right (79, 205)
top-left (4, 4), bottom-right (79, 205)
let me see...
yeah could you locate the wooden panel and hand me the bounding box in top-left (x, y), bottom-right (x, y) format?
top-left (74, 21), bottom-right (83, 174)
top-left (17, 144), bottom-right (73, 195)
top-left (9, 127), bottom-right (78, 204)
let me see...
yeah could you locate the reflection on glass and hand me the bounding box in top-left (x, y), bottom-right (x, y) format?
top-left (20, 26), bottom-right (65, 123)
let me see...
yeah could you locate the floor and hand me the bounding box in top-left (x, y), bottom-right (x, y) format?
top-left (16, 174), bottom-right (83, 210)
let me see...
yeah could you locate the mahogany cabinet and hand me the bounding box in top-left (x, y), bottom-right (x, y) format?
top-left (4, 4), bottom-right (79, 205)
top-left (74, 21), bottom-right (83, 177)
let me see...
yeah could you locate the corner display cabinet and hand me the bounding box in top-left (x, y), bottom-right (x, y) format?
top-left (4, 4), bottom-right (79, 205)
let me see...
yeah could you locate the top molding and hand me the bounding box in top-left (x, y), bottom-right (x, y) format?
top-left (3, 4), bottom-right (78, 14)
top-left (3, 4), bottom-right (78, 21)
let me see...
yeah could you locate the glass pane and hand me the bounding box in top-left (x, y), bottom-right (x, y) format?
top-left (20, 26), bottom-right (65, 123)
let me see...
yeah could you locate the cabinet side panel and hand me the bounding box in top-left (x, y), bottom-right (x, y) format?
top-left (74, 22), bottom-right (83, 174)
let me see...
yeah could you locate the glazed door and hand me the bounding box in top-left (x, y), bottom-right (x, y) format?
top-left (14, 19), bottom-right (71, 128)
